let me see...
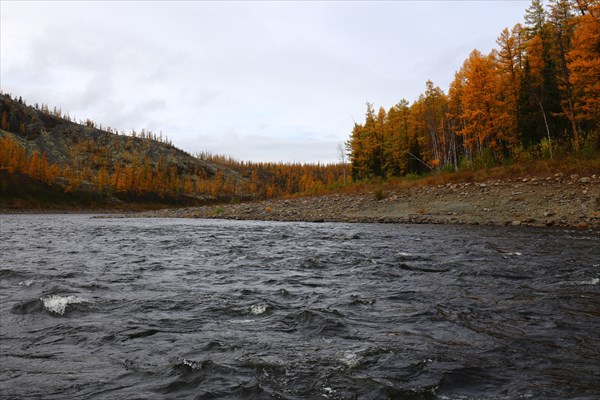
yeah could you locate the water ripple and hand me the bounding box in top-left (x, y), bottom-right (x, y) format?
top-left (1, 215), bottom-right (599, 399)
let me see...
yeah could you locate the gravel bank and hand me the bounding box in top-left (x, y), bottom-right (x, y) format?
top-left (133, 173), bottom-right (600, 229)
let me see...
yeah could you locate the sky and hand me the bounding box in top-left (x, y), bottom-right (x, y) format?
top-left (1, 1), bottom-right (529, 163)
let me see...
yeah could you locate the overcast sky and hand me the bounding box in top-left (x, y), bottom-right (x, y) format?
top-left (1, 1), bottom-right (529, 163)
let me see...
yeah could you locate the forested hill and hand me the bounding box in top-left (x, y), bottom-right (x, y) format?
top-left (0, 94), bottom-right (244, 208)
top-left (0, 94), bottom-right (348, 209)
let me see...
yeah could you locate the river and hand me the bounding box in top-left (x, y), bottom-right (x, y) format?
top-left (1, 215), bottom-right (599, 399)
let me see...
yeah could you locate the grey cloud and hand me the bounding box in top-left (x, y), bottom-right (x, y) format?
top-left (1, 0), bottom-right (529, 163)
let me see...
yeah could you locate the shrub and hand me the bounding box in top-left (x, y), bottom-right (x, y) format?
top-left (439, 163), bottom-right (457, 174)
top-left (472, 149), bottom-right (498, 170)
top-left (403, 173), bottom-right (423, 181)
top-left (581, 130), bottom-right (600, 158)
top-left (511, 146), bottom-right (534, 163)
top-left (212, 205), bottom-right (224, 215)
top-left (458, 156), bottom-right (473, 171)
top-left (539, 138), bottom-right (553, 159)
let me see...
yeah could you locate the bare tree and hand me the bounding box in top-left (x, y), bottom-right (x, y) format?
top-left (337, 142), bottom-right (347, 185)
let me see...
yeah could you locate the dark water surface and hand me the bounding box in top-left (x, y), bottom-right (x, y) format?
top-left (1, 215), bottom-right (599, 399)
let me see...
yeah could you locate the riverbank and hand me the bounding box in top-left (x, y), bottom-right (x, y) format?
top-left (133, 173), bottom-right (600, 229)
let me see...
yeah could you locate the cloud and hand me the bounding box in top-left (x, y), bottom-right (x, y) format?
top-left (1, 0), bottom-right (529, 163)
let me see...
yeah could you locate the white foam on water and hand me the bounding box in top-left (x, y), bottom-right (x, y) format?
top-left (569, 277), bottom-right (599, 286)
top-left (578, 277), bottom-right (599, 285)
top-left (250, 304), bottom-right (268, 315)
top-left (40, 294), bottom-right (88, 315)
top-left (19, 280), bottom-right (35, 287)
top-left (181, 359), bottom-right (201, 370)
top-left (506, 252), bottom-right (522, 256)
top-left (339, 351), bottom-right (360, 368)
top-left (321, 386), bottom-right (336, 398)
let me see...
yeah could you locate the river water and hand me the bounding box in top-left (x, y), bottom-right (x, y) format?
top-left (1, 215), bottom-right (599, 399)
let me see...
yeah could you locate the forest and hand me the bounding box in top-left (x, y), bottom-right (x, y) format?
top-left (347, 0), bottom-right (599, 180)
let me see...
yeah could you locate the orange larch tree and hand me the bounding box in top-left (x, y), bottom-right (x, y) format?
top-left (567, 7), bottom-right (600, 130)
top-left (456, 50), bottom-right (502, 157)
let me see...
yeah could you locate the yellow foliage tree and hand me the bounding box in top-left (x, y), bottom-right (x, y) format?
top-left (567, 10), bottom-right (600, 128)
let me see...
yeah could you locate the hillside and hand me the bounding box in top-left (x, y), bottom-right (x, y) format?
top-left (0, 94), bottom-right (245, 209)
top-left (1, 94), bottom-right (350, 210)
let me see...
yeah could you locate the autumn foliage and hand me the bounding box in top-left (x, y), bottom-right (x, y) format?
top-left (347, 0), bottom-right (600, 180)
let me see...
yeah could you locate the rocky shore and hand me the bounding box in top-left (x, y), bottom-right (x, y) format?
top-left (131, 173), bottom-right (600, 229)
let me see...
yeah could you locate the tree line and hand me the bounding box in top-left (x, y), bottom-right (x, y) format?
top-left (0, 134), bottom-right (349, 202)
top-left (347, 0), bottom-right (599, 181)
top-left (198, 152), bottom-right (349, 197)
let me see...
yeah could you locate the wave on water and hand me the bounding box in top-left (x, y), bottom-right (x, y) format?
top-left (0, 268), bottom-right (29, 279)
top-left (338, 350), bottom-right (361, 368)
top-left (249, 304), bottom-right (269, 315)
top-left (40, 294), bottom-right (89, 315)
top-left (573, 277), bottom-right (599, 286)
top-left (503, 252), bottom-right (523, 257)
top-left (398, 263), bottom-right (451, 273)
